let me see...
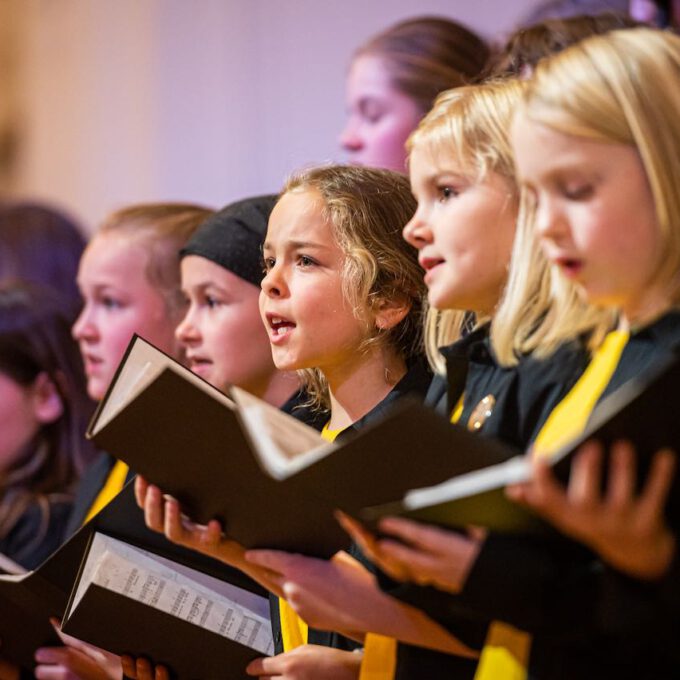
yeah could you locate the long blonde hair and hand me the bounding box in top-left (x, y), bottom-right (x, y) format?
top-left (498, 28), bottom-right (680, 356)
top-left (409, 79), bottom-right (523, 372)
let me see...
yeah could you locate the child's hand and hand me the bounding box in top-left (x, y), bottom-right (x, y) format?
top-left (34, 619), bottom-right (122, 680)
top-left (245, 549), bottom-right (371, 634)
top-left (120, 656), bottom-right (168, 680)
top-left (134, 476), bottom-right (283, 595)
top-left (337, 512), bottom-right (484, 593)
top-left (245, 646), bottom-right (361, 679)
top-left (507, 440), bottom-right (676, 580)
top-left (134, 475), bottom-right (232, 558)
top-left (244, 549), bottom-right (476, 657)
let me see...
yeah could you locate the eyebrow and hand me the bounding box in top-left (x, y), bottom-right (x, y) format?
top-left (262, 240), bottom-right (328, 251)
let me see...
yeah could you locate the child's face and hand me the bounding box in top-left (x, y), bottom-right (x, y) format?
top-left (72, 233), bottom-right (179, 401)
top-left (176, 255), bottom-right (276, 394)
top-left (404, 146), bottom-right (517, 313)
top-left (511, 116), bottom-right (663, 322)
top-left (260, 190), bottom-right (371, 377)
top-left (339, 54), bottom-right (422, 173)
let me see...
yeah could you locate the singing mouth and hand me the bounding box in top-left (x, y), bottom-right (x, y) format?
top-left (554, 256), bottom-right (584, 277)
top-left (82, 354), bottom-right (103, 374)
top-left (187, 355), bottom-right (212, 370)
top-left (266, 314), bottom-right (296, 339)
top-left (419, 256), bottom-right (445, 272)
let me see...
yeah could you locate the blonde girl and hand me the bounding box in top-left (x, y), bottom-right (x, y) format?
top-left (34, 203), bottom-right (212, 680)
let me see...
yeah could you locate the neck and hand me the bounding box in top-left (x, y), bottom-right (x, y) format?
top-left (243, 370), bottom-right (300, 408)
top-left (619, 285), bottom-right (676, 332)
top-left (325, 345), bottom-right (407, 431)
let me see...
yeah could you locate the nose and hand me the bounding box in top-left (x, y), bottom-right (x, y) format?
top-left (71, 304), bottom-right (96, 342)
top-left (261, 263), bottom-right (287, 299)
top-left (175, 306), bottom-right (200, 346)
top-left (533, 194), bottom-right (566, 243)
top-left (402, 208), bottom-right (432, 249)
top-left (339, 117), bottom-right (363, 153)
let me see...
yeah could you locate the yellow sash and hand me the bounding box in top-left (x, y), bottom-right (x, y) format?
top-left (532, 330), bottom-right (629, 458)
top-left (278, 423), bottom-right (342, 651)
top-left (358, 395), bottom-right (466, 680)
top-left (83, 459), bottom-right (130, 525)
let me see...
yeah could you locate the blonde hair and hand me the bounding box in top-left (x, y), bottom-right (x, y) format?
top-left (282, 165), bottom-right (425, 409)
top-left (98, 203), bottom-right (214, 321)
top-left (499, 27), bottom-right (680, 356)
top-left (409, 79), bottom-right (522, 373)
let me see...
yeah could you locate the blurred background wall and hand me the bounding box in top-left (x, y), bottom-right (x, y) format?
top-left (1, 0), bottom-right (543, 231)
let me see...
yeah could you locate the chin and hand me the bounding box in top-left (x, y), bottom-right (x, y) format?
top-left (271, 353), bottom-right (303, 373)
top-left (87, 382), bottom-right (107, 402)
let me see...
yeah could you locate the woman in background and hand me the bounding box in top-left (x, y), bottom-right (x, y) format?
top-left (339, 16), bottom-right (489, 173)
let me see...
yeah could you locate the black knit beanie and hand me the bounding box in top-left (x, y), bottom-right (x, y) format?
top-left (180, 194), bottom-right (277, 286)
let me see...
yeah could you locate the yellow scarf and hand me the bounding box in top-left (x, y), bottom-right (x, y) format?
top-left (359, 396), bottom-right (465, 680)
top-left (83, 459), bottom-right (130, 525)
top-left (278, 422), bottom-right (342, 652)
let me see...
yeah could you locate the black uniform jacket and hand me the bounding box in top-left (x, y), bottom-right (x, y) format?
top-left (1, 499), bottom-right (72, 571)
top-left (378, 325), bottom-right (592, 680)
top-left (394, 313), bottom-right (680, 680)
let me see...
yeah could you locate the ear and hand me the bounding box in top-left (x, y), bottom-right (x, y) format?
top-left (374, 296), bottom-right (411, 332)
top-left (30, 372), bottom-right (65, 424)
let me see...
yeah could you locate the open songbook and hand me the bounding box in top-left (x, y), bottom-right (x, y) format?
top-left (89, 333), bottom-right (334, 482)
top-left (61, 533), bottom-right (272, 677)
top-left (363, 350), bottom-right (680, 533)
top-left (0, 480), bottom-right (269, 677)
top-left (87, 335), bottom-right (518, 556)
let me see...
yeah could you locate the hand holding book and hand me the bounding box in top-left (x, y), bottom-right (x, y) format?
top-left (243, 549), bottom-right (477, 657)
top-left (507, 440), bottom-right (677, 580)
top-left (34, 619), bottom-right (121, 680)
top-left (337, 512), bottom-right (484, 595)
top-left (134, 476), bottom-right (286, 598)
top-left (120, 656), bottom-right (168, 680)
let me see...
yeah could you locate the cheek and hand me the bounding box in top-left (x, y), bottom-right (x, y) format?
top-left (364, 121), bottom-right (412, 170)
top-left (100, 319), bottom-right (137, 361)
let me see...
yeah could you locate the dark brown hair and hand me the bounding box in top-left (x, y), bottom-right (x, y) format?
top-left (488, 12), bottom-right (641, 77)
top-left (0, 282), bottom-right (97, 557)
top-left (0, 202), bottom-right (86, 322)
top-left (355, 16), bottom-right (490, 114)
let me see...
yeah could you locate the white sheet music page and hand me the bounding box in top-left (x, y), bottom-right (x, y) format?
top-left (71, 533), bottom-right (273, 655)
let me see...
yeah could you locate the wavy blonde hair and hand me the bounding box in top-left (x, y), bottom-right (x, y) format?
top-left (496, 28), bottom-right (680, 358)
top-left (282, 166), bottom-right (425, 410)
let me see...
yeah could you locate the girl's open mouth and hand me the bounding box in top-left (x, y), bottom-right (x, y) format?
top-left (267, 315), bottom-right (296, 341)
